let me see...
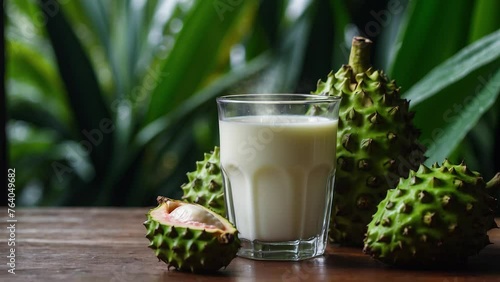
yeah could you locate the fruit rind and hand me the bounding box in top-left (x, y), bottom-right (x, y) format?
top-left (144, 196), bottom-right (240, 273)
top-left (182, 147), bottom-right (225, 217)
top-left (363, 161), bottom-right (498, 267)
top-left (313, 37), bottom-right (425, 246)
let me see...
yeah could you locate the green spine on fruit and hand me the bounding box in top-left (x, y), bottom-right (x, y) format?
top-left (313, 37), bottom-right (426, 246)
top-left (181, 147), bottom-right (225, 217)
top-left (363, 161), bottom-right (499, 267)
top-left (144, 196), bottom-right (240, 273)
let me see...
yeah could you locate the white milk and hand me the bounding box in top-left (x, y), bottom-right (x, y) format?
top-left (219, 115), bottom-right (337, 241)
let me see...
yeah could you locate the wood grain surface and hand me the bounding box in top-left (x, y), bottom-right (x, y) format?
top-left (0, 208), bottom-right (499, 281)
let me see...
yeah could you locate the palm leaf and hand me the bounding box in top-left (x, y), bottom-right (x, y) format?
top-left (96, 53), bottom-right (270, 204)
top-left (468, 0), bottom-right (500, 43)
top-left (424, 69), bottom-right (500, 164)
top-left (39, 0), bottom-right (112, 175)
top-left (389, 0), bottom-right (475, 89)
top-left (404, 30), bottom-right (500, 106)
top-left (145, 0), bottom-right (258, 123)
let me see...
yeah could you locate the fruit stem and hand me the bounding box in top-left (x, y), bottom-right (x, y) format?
top-left (157, 196), bottom-right (169, 205)
top-left (349, 37), bottom-right (372, 74)
top-left (486, 172), bottom-right (500, 193)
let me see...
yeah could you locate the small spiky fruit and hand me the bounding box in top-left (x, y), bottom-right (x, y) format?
top-left (313, 37), bottom-right (426, 246)
top-left (144, 196), bottom-right (240, 273)
top-left (363, 161), bottom-right (500, 267)
top-left (182, 147), bottom-right (225, 217)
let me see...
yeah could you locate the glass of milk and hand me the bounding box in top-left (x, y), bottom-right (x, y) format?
top-left (217, 94), bottom-right (341, 261)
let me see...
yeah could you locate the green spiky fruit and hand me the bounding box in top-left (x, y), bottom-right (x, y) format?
top-left (181, 147), bottom-right (225, 217)
top-left (363, 161), bottom-right (499, 267)
top-left (144, 196), bottom-right (240, 272)
top-left (313, 37), bottom-right (426, 246)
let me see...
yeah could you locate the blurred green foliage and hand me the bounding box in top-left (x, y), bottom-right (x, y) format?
top-left (4, 0), bottom-right (500, 206)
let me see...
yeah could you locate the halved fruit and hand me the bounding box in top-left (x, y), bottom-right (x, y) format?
top-left (144, 196), bottom-right (240, 273)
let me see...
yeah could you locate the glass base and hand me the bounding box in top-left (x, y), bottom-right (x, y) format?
top-left (237, 236), bottom-right (327, 261)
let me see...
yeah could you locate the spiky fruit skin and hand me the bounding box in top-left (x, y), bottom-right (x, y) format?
top-left (182, 147), bottom-right (225, 217)
top-left (314, 65), bottom-right (425, 246)
top-left (144, 197), bottom-right (240, 273)
top-left (363, 161), bottom-right (498, 267)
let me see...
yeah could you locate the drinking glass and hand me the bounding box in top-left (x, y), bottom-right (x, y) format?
top-left (217, 94), bottom-right (341, 261)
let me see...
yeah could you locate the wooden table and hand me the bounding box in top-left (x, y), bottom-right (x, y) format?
top-left (1, 208), bottom-right (499, 281)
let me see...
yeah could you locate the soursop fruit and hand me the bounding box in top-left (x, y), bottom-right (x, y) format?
top-left (363, 161), bottom-right (500, 267)
top-left (313, 37), bottom-right (426, 246)
top-left (144, 196), bottom-right (240, 272)
top-left (181, 147), bottom-right (225, 217)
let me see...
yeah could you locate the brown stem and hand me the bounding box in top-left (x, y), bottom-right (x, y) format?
top-left (157, 196), bottom-right (169, 205)
top-left (348, 37), bottom-right (373, 74)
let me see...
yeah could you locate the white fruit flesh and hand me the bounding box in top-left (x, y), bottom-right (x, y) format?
top-left (169, 204), bottom-right (225, 230)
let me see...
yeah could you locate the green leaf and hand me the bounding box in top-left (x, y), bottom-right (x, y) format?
top-left (468, 0), bottom-right (500, 43)
top-left (424, 68), bottom-right (500, 165)
top-left (7, 121), bottom-right (59, 164)
top-left (389, 1), bottom-right (475, 90)
top-left (39, 0), bottom-right (112, 174)
top-left (330, 0), bottom-right (351, 68)
top-left (97, 53), bottom-right (270, 204)
top-left (77, 0), bottom-right (111, 56)
top-left (404, 30), bottom-right (500, 106)
top-left (136, 53), bottom-right (270, 150)
top-left (8, 100), bottom-right (73, 139)
top-left (145, 0), bottom-right (258, 123)
top-left (298, 0), bottom-right (348, 91)
top-left (375, 0), bottom-right (410, 70)
top-left (255, 1), bottom-right (315, 92)
top-left (7, 42), bottom-right (71, 123)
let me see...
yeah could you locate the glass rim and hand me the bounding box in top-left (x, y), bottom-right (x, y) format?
top-left (216, 94), bottom-right (341, 104)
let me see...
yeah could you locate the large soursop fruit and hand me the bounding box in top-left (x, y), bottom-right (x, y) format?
top-left (181, 147), bottom-right (225, 217)
top-left (363, 161), bottom-right (499, 267)
top-left (144, 196), bottom-right (240, 272)
top-left (313, 37), bottom-right (426, 246)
